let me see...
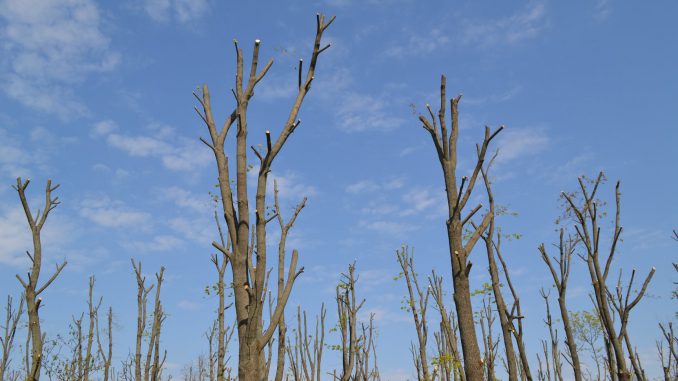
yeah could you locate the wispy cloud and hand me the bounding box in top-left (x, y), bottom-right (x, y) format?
top-left (142, 0), bottom-right (210, 24)
top-left (122, 234), bottom-right (185, 253)
top-left (384, 28), bottom-right (450, 58)
top-left (0, 204), bottom-right (73, 266)
top-left (335, 92), bottom-right (406, 132)
top-left (495, 127), bottom-right (549, 163)
top-left (461, 2), bottom-right (547, 47)
top-left (93, 120), bottom-right (212, 172)
top-left (79, 197), bottom-right (152, 230)
top-left (0, 0), bottom-right (119, 117)
top-left (358, 220), bottom-right (416, 235)
top-left (346, 178), bottom-right (404, 194)
top-left (593, 0), bottom-right (612, 21)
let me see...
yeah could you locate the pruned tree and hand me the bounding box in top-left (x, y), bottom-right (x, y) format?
top-left (1, 294), bottom-right (24, 380)
top-left (539, 231), bottom-right (582, 381)
top-left (539, 289), bottom-right (563, 381)
top-left (416, 75), bottom-right (503, 380)
top-left (194, 14), bottom-right (334, 381)
top-left (334, 263), bottom-right (367, 381)
top-left (286, 304), bottom-right (325, 381)
top-left (354, 313), bottom-right (379, 381)
top-left (131, 260), bottom-right (167, 381)
top-left (396, 246), bottom-right (432, 381)
top-left (560, 173), bottom-right (655, 381)
top-left (429, 272), bottom-right (464, 381)
top-left (96, 306), bottom-right (113, 381)
top-left (657, 322), bottom-right (678, 381)
top-left (478, 157), bottom-right (520, 381)
top-left (13, 177), bottom-right (67, 381)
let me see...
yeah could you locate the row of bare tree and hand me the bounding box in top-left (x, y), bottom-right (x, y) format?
top-left (1, 13), bottom-right (675, 381)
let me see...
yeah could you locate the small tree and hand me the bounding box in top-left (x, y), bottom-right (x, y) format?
top-left (13, 178), bottom-right (67, 381)
top-left (0, 294), bottom-right (24, 380)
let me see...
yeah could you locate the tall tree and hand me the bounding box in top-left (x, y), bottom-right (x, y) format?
top-left (195, 14), bottom-right (334, 381)
top-left (14, 178), bottom-right (67, 381)
top-left (416, 76), bottom-right (503, 380)
top-left (478, 159), bottom-right (519, 381)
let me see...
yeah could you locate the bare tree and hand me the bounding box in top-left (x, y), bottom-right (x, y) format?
top-left (194, 14), bottom-right (334, 381)
top-left (13, 178), bottom-right (67, 381)
top-left (396, 247), bottom-right (432, 381)
top-left (96, 306), bottom-right (113, 381)
top-left (539, 290), bottom-right (563, 381)
top-left (478, 159), bottom-right (519, 381)
top-left (560, 174), bottom-right (655, 381)
top-left (429, 272), bottom-right (464, 381)
top-left (493, 232), bottom-right (532, 380)
top-left (539, 231), bottom-right (582, 381)
top-left (131, 260), bottom-right (166, 381)
top-left (657, 322), bottom-right (678, 381)
top-left (416, 75), bottom-right (503, 380)
top-left (335, 263), bottom-right (365, 381)
top-left (286, 304), bottom-right (325, 381)
top-left (1, 294), bottom-right (24, 380)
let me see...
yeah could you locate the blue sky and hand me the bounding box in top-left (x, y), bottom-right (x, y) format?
top-left (0, 0), bottom-right (676, 379)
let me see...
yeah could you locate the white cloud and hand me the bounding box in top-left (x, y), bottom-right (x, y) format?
top-left (177, 299), bottom-right (200, 311)
top-left (0, 203), bottom-right (73, 267)
top-left (496, 127), bottom-right (549, 163)
top-left (335, 92), bottom-right (406, 132)
top-left (79, 197), bottom-right (152, 230)
top-left (93, 120), bottom-right (212, 172)
top-left (0, 0), bottom-right (119, 117)
top-left (91, 120), bottom-right (118, 137)
top-left (593, 0), bottom-right (612, 21)
top-left (143, 0), bottom-right (210, 24)
top-left (358, 220), bottom-right (416, 235)
top-left (384, 28), bottom-right (450, 58)
top-left (122, 234), bottom-right (185, 252)
top-left (161, 186), bottom-right (210, 214)
top-left (462, 2), bottom-right (547, 47)
top-left (400, 187), bottom-right (444, 216)
top-left (346, 178), bottom-right (405, 195)
top-left (346, 180), bottom-right (380, 194)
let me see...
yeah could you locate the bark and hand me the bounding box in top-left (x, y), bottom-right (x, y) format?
top-left (478, 162), bottom-right (518, 381)
top-left (13, 178), bottom-right (67, 381)
top-left (416, 75), bottom-right (503, 381)
top-left (195, 15), bottom-right (334, 381)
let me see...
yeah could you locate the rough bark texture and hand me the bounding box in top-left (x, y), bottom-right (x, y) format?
top-left (417, 76), bottom-right (503, 381)
top-left (195, 14), bottom-right (334, 381)
top-left (13, 178), bottom-right (67, 381)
